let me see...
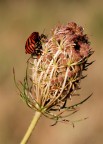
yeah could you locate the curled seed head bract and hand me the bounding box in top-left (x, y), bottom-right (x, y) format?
top-left (14, 22), bottom-right (94, 125)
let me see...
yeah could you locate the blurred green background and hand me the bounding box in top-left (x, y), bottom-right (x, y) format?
top-left (0, 0), bottom-right (103, 144)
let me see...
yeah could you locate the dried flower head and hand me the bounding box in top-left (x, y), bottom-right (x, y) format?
top-left (14, 22), bottom-right (94, 125)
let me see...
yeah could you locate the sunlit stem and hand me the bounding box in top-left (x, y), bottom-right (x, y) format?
top-left (20, 111), bottom-right (42, 144)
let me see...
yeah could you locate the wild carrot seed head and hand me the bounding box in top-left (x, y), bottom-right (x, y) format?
top-left (17, 22), bottom-right (94, 124)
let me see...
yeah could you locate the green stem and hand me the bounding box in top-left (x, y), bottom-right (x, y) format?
top-left (20, 111), bottom-right (42, 144)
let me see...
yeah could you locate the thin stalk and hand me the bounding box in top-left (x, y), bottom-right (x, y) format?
top-left (20, 111), bottom-right (42, 144)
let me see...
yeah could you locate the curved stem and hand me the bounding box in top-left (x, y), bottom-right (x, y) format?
top-left (20, 111), bottom-right (42, 144)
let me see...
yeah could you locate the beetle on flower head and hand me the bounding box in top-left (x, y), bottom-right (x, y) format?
top-left (25, 32), bottom-right (47, 56)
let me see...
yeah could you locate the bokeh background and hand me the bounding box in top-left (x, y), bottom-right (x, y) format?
top-left (0, 0), bottom-right (103, 144)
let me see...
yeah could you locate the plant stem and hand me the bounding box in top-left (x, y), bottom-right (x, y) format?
top-left (20, 111), bottom-right (42, 144)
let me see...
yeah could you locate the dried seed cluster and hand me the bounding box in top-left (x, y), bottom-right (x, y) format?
top-left (17, 22), bottom-right (93, 124)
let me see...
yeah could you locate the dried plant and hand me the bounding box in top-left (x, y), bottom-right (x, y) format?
top-left (14, 22), bottom-right (94, 144)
